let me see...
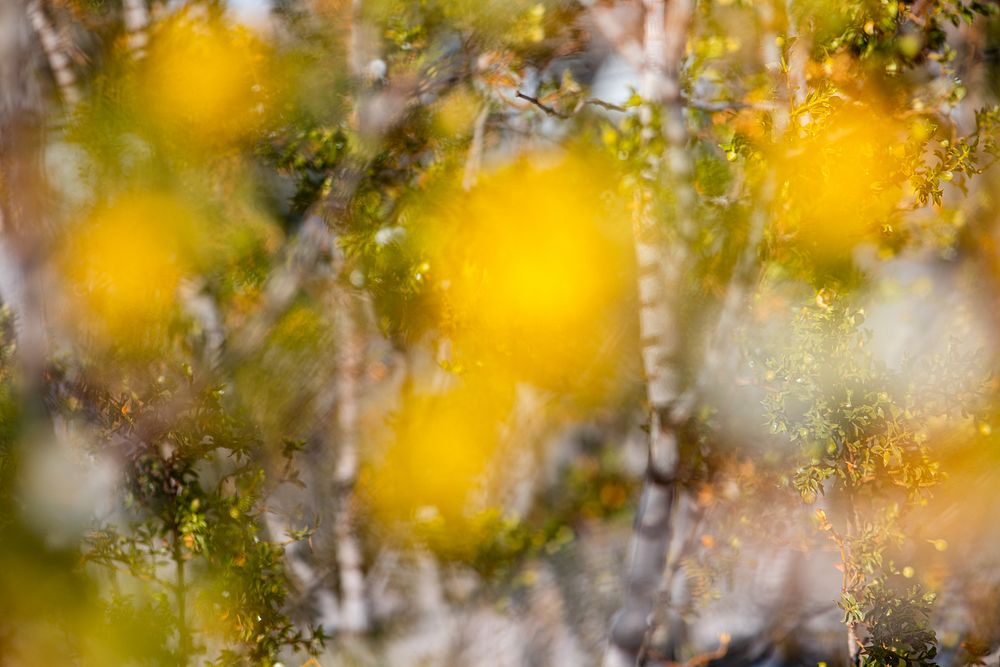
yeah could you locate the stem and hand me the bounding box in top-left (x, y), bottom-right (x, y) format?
top-left (847, 624), bottom-right (860, 665)
top-left (844, 487), bottom-right (862, 665)
top-left (173, 529), bottom-right (190, 666)
top-left (834, 534), bottom-right (858, 664)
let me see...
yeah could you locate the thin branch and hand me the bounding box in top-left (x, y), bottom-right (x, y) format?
top-left (534, 93), bottom-right (770, 119)
top-left (697, 191), bottom-right (767, 394)
top-left (514, 90), bottom-right (567, 118)
top-left (683, 95), bottom-right (773, 112)
top-left (585, 97), bottom-right (627, 112)
top-left (263, 510), bottom-right (341, 630)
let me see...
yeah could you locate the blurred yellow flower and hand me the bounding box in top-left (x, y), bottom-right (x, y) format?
top-left (138, 12), bottom-right (271, 145)
top-left (420, 151), bottom-right (634, 399)
top-left (365, 382), bottom-right (508, 526)
top-left (60, 192), bottom-right (203, 338)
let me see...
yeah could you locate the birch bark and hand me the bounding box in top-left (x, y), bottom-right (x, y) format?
top-left (122, 0), bottom-right (150, 58)
top-left (604, 1), bottom-right (695, 665)
top-left (27, 1), bottom-right (81, 110)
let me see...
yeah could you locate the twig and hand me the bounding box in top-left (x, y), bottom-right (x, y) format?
top-left (514, 90), bottom-right (567, 118)
top-left (684, 96), bottom-right (776, 112)
top-left (522, 91), bottom-right (766, 121)
top-left (585, 97), bottom-right (627, 112)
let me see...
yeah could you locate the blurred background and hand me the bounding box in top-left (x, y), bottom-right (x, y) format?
top-left (2, 0), bottom-right (1000, 665)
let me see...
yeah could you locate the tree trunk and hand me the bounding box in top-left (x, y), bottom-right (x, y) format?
top-left (333, 290), bottom-right (371, 633)
top-left (0, 0), bottom-right (51, 384)
top-left (27, 1), bottom-right (81, 110)
top-left (604, 1), bottom-right (695, 665)
top-left (122, 0), bottom-right (149, 58)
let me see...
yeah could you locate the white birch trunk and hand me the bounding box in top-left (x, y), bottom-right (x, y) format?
top-left (27, 1), bottom-right (81, 110)
top-left (122, 0), bottom-right (149, 58)
top-left (604, 1), bottom-right (696, 665)
top-left (332, 291), bottom-right (370, 634)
